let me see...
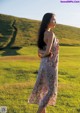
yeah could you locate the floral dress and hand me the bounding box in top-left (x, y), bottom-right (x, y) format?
top-left (28, 36), bottom-right (59, 107)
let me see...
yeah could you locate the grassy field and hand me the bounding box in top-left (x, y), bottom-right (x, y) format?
top-left (0, 45), bottom-right (80, 113)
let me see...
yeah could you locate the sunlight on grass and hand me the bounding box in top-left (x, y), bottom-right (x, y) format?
top-left (0, 46), bottom-right (80, 113)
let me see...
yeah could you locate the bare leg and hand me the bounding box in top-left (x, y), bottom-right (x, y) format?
top-left (36, 106), bottom-right (46, 113)
top-left (42, 108), bottom-right (46, 113)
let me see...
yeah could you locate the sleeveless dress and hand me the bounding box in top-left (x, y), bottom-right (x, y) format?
top-left (28, 35), bottom-right (59, 107)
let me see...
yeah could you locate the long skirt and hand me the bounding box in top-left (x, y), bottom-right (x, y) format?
top-left (28, 56), bottom-right (58, 108)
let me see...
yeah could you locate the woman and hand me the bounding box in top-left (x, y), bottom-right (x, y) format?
top-left (28, 13), bottom-right (59, 113)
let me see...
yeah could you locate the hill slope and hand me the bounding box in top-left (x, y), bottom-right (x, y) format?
top-left (0, 13), bottom-right (80, 49)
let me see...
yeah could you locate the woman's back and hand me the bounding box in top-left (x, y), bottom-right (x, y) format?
top-left (43, 31), bottom-right (56, 52)
top-left (43, 31), bottom-right (55, 45)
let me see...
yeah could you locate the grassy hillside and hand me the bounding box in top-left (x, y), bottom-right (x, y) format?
top-left (0, 13), bottom-right (80, 49)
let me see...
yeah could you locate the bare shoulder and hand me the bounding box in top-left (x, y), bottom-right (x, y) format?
top-left (44, 31), bottom-right (55, 39)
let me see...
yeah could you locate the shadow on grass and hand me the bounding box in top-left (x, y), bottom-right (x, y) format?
top-left (1, 48), bottom-right (21, 56)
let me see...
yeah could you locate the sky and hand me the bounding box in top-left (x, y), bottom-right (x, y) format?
top-left (0, 0), bottom-right (80, 28)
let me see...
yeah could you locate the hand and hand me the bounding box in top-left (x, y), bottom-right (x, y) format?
top-left (38, 49), bottom-right (53, 58)
top-left (38, 52), bottom-right (52, 58)
top-left (38, 53), bottom-right (44, 58)
top-left (38, 49), bottom-right (45, 58)
top-left (49, 51), bottom-right (53, 60)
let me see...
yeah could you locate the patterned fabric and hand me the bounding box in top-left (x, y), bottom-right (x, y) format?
top-left (28, 36), bottom-right (59, 107)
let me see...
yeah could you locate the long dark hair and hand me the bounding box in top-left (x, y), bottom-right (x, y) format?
top-left (37, 13), bottom-right (55, 50)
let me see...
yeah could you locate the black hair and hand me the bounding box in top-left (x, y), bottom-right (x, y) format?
top-left (37, 13), bottom-right (55, 50)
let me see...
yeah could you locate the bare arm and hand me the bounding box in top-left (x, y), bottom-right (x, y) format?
top-left (41, 32), bottom-right (54, 57)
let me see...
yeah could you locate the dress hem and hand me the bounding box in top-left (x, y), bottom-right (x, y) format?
top-left (27, 100), bottom-right (57, 107)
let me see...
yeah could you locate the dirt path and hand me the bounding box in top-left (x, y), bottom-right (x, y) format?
top-left (5, 20), bottom-right (17, 48)
top-left (0, 55), bottom-right (40, 61)
top-left (0, 20), bottom-right (17, 50)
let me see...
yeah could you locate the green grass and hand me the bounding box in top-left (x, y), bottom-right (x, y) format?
top-left (0, 46), bottom-right (80, 113)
